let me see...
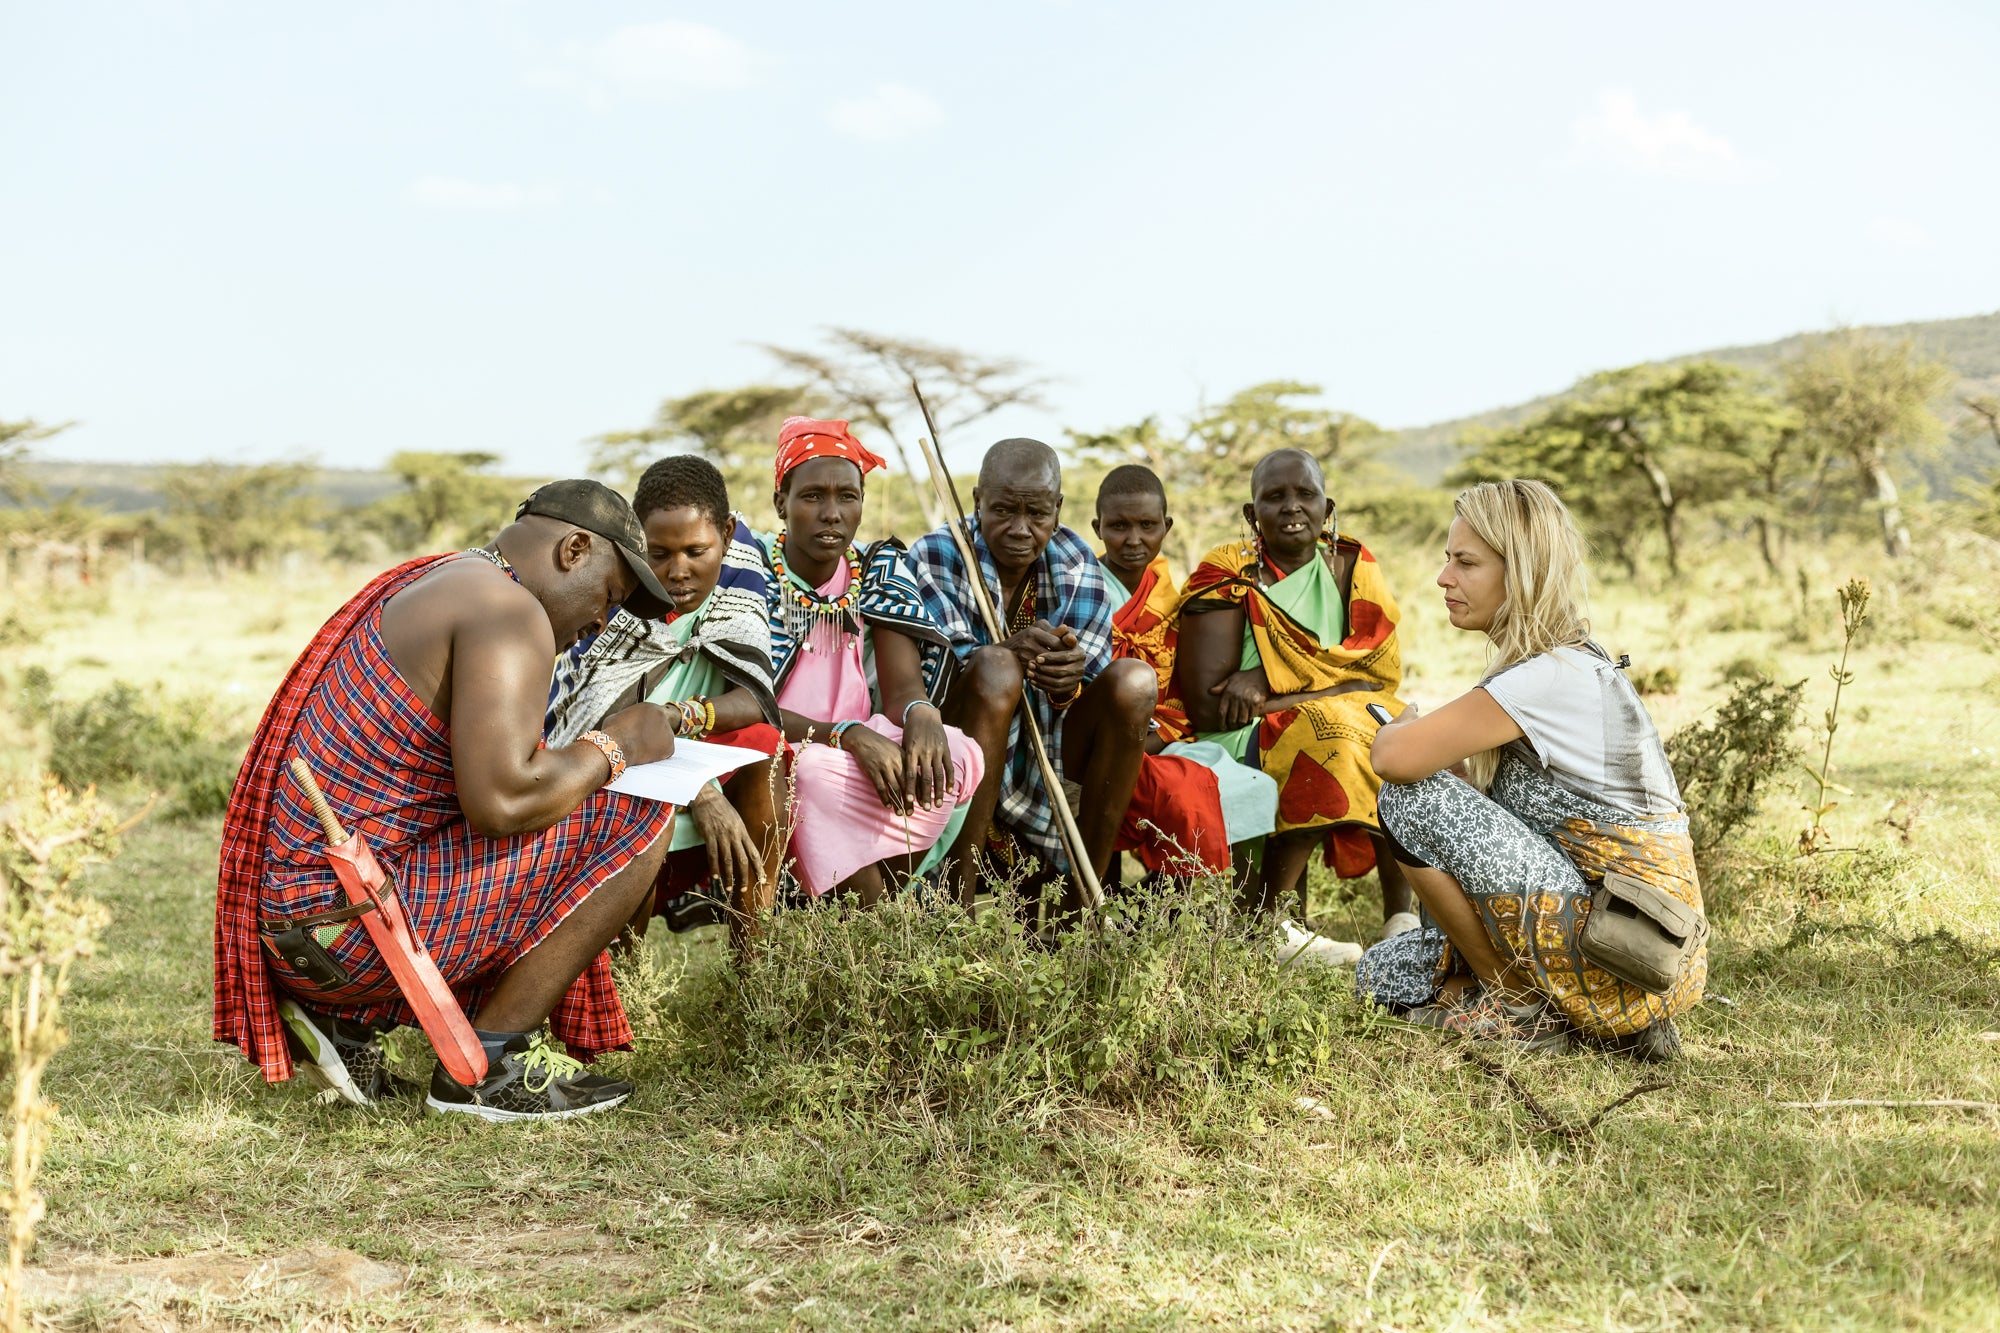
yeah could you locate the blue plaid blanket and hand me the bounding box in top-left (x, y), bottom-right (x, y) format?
top-left (907, 518), bottom-right (1114, 869)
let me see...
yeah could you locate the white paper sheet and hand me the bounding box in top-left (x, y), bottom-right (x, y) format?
top-left (604, 737), bottom-right (769, 806)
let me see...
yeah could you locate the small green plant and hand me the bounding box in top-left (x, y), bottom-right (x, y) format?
top-left (0, 782), bottom-right (120, 1333)
top-left (1799, 577), bottom-right (1871, 854)
top-left (14, 673), bottom-right (241, 820)
top-left (1666, 671), bottom-right (1806, 853)
top-left (0, 614), bottom-right (39, 650)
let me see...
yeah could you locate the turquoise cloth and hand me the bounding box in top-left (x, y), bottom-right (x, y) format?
top-left (1099, 565), bottom-right (1132, 611)
top-left (644, 598), bottom-right (726, 853)
top-left (1161, 739), bottom-right (1276, 844)
top-left (1207, 544), bottom-right (1348, 763)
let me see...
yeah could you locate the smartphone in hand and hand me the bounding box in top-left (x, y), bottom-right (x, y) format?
top-left (1365, 702), bottom-right (1394, 726)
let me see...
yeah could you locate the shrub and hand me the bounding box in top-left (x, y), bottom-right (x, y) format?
top-left (1666, 672), bottom-right (1806, 853)
top-left (16, 673), bottom-right (241, 819)
top-left (1629, 663), bottom-right (1682, 696)
top-left (667, 874), bottom-right (1356, 1116)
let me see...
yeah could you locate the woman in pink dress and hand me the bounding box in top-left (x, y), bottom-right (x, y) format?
top-left (760, 418), bottom-right (984, 902)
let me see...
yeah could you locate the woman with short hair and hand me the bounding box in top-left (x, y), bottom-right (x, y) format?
top-left (1357, 479), bottom-right (1705, 1059)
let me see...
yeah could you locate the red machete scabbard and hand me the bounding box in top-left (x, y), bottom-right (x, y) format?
top-left (323, 836), bottom-right (489, 1086)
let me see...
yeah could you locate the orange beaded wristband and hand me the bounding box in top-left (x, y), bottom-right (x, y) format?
top-left (578, 729), bottom-right (627, 783)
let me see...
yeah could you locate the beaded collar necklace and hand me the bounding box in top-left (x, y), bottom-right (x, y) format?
top-left (1008, 575), bottom-right (1039, 634)
top-left (771, 532), bottom-right (863, 656)
top-left (464, 546), bottom-right (520, 583)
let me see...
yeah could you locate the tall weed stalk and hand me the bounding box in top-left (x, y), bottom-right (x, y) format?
top-left (1799, 577), bottom-right (1871, 854)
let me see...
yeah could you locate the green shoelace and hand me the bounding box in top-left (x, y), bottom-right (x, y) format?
top-left (518, 1032), bottom-right (585, 1094)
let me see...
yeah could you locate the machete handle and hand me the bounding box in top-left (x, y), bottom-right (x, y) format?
top-left (289, 757), bottom-right (349, 846)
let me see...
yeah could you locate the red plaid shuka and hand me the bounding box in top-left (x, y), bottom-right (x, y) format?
top-left (213, 554), bottom-right (672, 1082)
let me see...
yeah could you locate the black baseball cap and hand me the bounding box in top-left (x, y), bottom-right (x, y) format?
top-left (515, 479), bottom-right (673, 620)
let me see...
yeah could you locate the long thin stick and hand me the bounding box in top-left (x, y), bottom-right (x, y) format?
top-left (910, 381), bottom-right (1104, 912)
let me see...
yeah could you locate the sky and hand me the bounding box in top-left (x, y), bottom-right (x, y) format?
top-left (4, 1), bottom-right (1997, 476)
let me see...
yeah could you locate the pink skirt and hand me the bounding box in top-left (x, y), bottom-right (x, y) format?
top-left (789, 714), bottom-right (984, 895)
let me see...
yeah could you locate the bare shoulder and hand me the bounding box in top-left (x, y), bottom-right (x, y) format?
top-left (383, 558), bottom-right (547, 645)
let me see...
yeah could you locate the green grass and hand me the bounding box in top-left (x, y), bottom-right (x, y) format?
top-left (8, 533), bottom-right (2000, 1329)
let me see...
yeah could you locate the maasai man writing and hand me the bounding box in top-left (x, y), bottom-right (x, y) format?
top-left (546, 457), bottom-right (786, 942)
top-left (214, 480), bottom-right (680, 1121)
top-left (1093, 464), bottom-right (1277, 880)
top-left (761, 418), bottom-right (985, 902)
top-left (909, 438), bottom-right (1157, 912)
top-left (1172, 448), bottom-right (1418, 937)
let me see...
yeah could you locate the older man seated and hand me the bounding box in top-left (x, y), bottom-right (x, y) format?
top-left (907, 438), bottom-right (1157, 913)
top-left (214, 481), bottom-right (679, 1121)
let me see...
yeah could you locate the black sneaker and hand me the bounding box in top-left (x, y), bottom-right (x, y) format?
top-left (662, 887), bottom-right (727, 933)
top-left (278, 997), bottom-right (400, 1105)
top-left (1598, 1015), bottom-right (1684, 1063)
top-left (424, 1032), bottom-right (633, 1122)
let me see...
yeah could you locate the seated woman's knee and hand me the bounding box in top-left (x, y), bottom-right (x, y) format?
top-left (1096, 658), bottom-right (1157, 717)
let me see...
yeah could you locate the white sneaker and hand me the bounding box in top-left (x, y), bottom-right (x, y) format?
top-left (1378, 911), bottom-right (1422, 941)
top-left (1276, 918), bottom-right (1363, 967)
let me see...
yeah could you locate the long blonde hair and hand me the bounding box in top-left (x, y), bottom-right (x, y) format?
top-left (1454, 479), bottom-right (1592, 788)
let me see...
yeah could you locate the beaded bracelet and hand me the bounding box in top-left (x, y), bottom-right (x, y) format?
top-left (578, 730), bottom-right (626, 783)
top-left (902, 699), bottom-right (940, 726)
top-left (830, 720), bottom-right (859, 750)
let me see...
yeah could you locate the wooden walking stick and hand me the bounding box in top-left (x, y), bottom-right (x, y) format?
top-left (289, 758), bottom-right (488, 1085)
top-left (909, 379), bottom-right (1105, 913)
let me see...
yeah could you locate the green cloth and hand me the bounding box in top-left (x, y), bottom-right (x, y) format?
top-left (1211, 546), bottom-right (1348, 761)
top-left (644, 595), bottom-right (726, 853)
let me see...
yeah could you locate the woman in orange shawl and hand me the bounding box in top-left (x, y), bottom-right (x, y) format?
top-left (1173, 449), bottom-right (1414, 929)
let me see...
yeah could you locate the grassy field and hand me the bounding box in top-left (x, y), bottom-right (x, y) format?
top-left (3, 526), bottom-right (1998, 1331)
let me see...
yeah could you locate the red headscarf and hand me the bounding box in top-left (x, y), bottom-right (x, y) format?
top-left (774, 417), bottom-right (887, 489)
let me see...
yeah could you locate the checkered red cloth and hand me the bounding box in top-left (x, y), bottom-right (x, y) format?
top-left (213, 555), bottom-right (672, 1082)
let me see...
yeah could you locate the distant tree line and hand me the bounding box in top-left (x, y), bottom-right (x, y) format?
top-left (4, 325), bottom-right (1996, 580)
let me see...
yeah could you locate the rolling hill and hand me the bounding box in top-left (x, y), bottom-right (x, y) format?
top-left (1384, 309), bottom-right (2000, 486)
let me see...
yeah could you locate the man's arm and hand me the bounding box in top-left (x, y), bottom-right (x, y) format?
top-left (447, 585), bottom-right (673, 837)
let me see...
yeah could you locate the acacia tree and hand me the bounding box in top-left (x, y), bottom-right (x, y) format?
top-left (0, 419), bottom-right (71, 504)
top-left (1070, 382), bottom-right (1392, 565)
top-left (1962, 395), bottom-right (2000, 536)
top-left (1452, 361), bottom-right (1786, 576)
top-left (159, 461), bottom-right (322, 572)
top-left (1780, 333), bottom-right (1952, 559)
top-left (758, 330), bottom-right (1050, 528)
top-left (590, 384), bottom-right (821, 506)
top-left (372, 451), bottom-right (520, 551)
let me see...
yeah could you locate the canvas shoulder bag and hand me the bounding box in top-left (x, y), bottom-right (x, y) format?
top-left (1579, 870), bottom-right (1707, 995)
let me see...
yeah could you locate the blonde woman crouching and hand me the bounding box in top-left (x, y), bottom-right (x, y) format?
top-left (1355, 479), bottom-right (1705, 1060)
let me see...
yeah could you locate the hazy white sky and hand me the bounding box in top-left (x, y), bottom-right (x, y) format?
top-left (5, 1), bottom-right (1996, 475)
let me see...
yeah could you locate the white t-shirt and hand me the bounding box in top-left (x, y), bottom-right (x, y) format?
top-left (1479, 644), bottom-right (1683, 819)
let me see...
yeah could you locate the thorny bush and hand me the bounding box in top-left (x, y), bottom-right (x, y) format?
top-left (14, 669), bottom-right (241, 819)
top-left (662, 870), bottom-right (1358, 1115)
top-left (1666, 671), bottom-right (1805, 855)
